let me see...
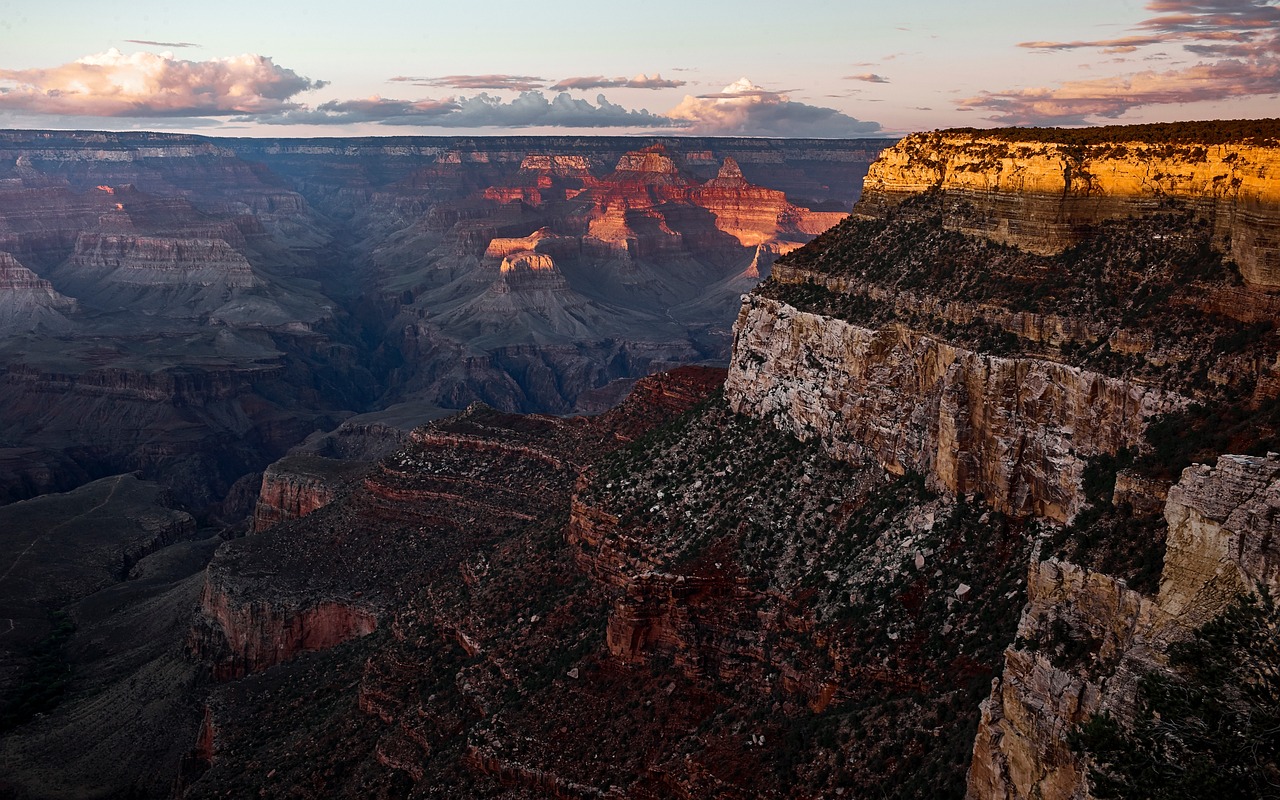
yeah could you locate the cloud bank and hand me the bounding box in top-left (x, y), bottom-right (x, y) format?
top-left (0, 52), bottom-right (877, 137)
top-left (0, 49), bottom-right (324, 117)
top-left (667, 78), bottom-right (881, 137)
top-left (255, 91), bottom-right (679, 129)
top-left (550, 74), bottom-right (685, 90)
top-left (967, 0), bottom-right (1280, 124)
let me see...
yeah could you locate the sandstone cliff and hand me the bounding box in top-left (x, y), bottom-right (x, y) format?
top-left (251, 453), bottom-right (371, 532)
top-left (860, 132), bottom-right (1280, 289)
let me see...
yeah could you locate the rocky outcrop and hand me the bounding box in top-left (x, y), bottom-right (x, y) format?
top-left (725, 295), bottom-right (1181, 522)
top-left (861, 133), bottom-right (1280, 289)
top-left (191, 574), bottom-right (377, 681)
top-left (969, 453), bottom-right (1280, 800)
top-left (251, 454), bottom-right (370, 532)
top-left (0, 251), bottom-right (76, 333)
top-left (63, 232), bottom-right (259, 288)
top-left (1159, 453), bottom-right (1280, 622)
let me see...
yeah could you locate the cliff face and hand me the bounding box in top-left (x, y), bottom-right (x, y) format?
top-left (726, 295), bottom-right (1180, 522)
top-left (860, 134), bottom-right (1280, 289)
top-left (251, 454), bottom-right (370, 532)
top-left (969, 454), bottom-right (1280, 800)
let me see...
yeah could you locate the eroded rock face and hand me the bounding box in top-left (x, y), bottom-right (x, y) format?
top-left (725, 295), bottom-right (1181, 522)
top-left (0, 251), bottom-right (76, 333)
top-left (251, 454), bottom-right (370, 532)
top-left (861, 134), bottom-right (1280, 289)
top-left (191, 576), bottom-right (377, 681)
top-left (969, 454), bottom-right (1280, 800)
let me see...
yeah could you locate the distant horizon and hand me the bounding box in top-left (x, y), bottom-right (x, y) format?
top-left (4, 116), bottom-right (1278, 143)
top-left (3, 1), bottom-right (1278, 138)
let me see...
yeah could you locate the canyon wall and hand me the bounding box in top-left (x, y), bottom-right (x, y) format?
top-left (968, 454), bottom-right (1280, 800)
top-left (726, 295), bottom-right (1181, 522)
top-left (722, 127), bottom-right (1280, 798)
top-left (860, 133), bottom-right (1280, 289)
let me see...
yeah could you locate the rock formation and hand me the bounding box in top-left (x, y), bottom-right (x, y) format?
top-left (860, 132), bottom-right (1280, 289)
top-left (968, 454), bottom-right (1280, 800)
top-left (0, 251), bottom-right (76, 333)
top-left (727, 296), bottom-right (1182, 522)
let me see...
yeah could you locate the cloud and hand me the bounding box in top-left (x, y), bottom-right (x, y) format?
top-left (124, 39), bottom-right (201, 48)
top-left (388, 74), bottom-right (547, 91)
top-left (253, 91), bottom-right (679, 128)
top-left (967, 0), bottom-right (1280, 123)
top-left (1019, 36), bottom-right (1173, 51)
top-left (550, 73), bottom-right (685, 90)
top-left (0, 49), bottom-right (324, 117)
top-left (667, 77), bottom-right (880, 137)
top-left (960, 58), bottom-right (1280, 125)
top-left (845, 73), bottom-right (890, 83)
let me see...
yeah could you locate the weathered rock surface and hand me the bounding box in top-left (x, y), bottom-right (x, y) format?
top-left (725, 295), bottom-right (1181, 522)
top-left (969, 453), bottom-right (1280, 800)
top-left (251, 454), bottom-right (371, 533)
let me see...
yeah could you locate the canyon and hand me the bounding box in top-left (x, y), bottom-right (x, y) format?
top-left (0, 132), bottom-right (886, 513)
top-left (3, 120), bottom-right (1280, 799)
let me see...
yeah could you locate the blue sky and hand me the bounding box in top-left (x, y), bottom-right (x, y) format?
top-left (1, 0), bottom-right (1276, 136)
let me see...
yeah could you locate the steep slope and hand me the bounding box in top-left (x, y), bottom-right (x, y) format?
top-left (721, 120), bottom-right (1280, 799)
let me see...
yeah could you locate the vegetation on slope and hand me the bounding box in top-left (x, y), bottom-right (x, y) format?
top-left (582, 393), bottom-right (1035, 797)
top-left (763, 192), bottom-right (1271, 400)
top-left (1071, 591), bottom-right (1280, 799)
top-left (942, 119), bottom-right (1280, 146)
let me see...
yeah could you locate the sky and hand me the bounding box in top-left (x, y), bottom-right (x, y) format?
top-left (0, 0), bottom-right (1276, 138)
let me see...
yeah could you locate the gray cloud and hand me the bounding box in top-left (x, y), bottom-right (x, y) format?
top-left (388, 74), bottom-right (548, 91)
top-left (550, 74), bottom-right (685, 90)
top-left (124, 39), bottom-right (201, 48)
top-left (252, 91), bottom-right (679, 128)
top-left (845, 73), bottom-right (890, 83)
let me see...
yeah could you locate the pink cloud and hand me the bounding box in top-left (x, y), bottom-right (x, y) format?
top-left (845, 73), bottom-right (891, 83)
top-left (968, 0), bottom-right (1280, 124)
top-left (0, 49), bottom-right (323, 117)
top-left (960, 58), bottom-right (1280, 125)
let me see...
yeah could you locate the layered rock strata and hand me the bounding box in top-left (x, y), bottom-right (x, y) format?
top-left (726, 295), bottom-right (1180, 522)
top-left (860, 133), bottom-right (1280, 289)
top-left (0, 251), bottom-right (76, 333)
